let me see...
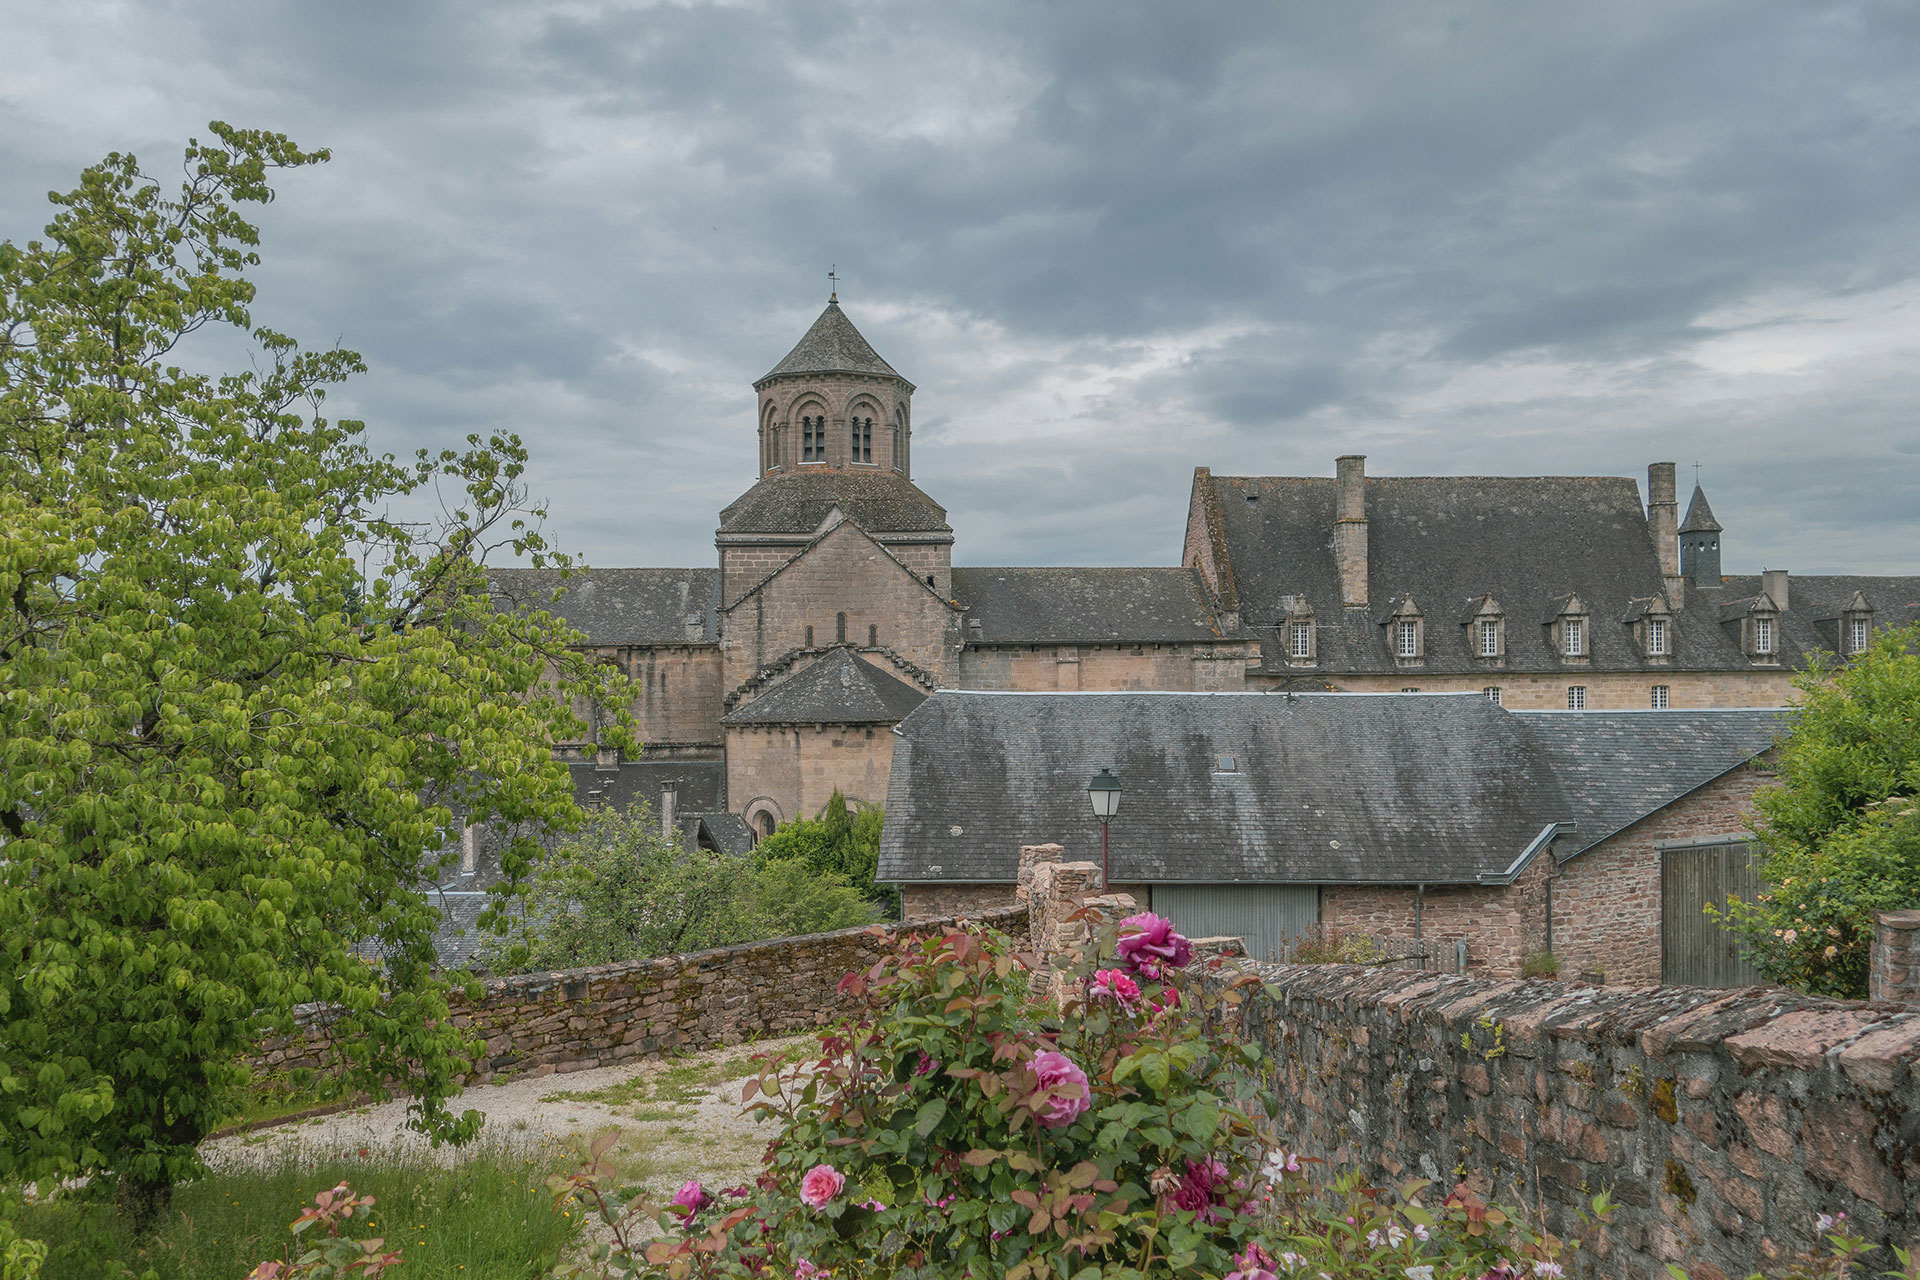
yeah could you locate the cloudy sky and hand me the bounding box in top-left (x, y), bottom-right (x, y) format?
top-left (5, 1), bottom-right (1918, 573)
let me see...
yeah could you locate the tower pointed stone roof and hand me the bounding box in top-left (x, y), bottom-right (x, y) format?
top-left (1680, 484), bottom-right (1723, 533)
top-left (758, 299), bottom-right (903, 384)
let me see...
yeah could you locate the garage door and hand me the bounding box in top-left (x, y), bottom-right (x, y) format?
top-left (1152, 884), bottom-right (1319, 963)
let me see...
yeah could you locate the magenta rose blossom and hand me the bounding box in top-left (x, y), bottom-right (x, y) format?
top-left (1116, 912), bottom-right (1192, 977)
top-left (1030, 1049), bottom-right (1091, 1128)
top-left (799, 1163), bottom-right (846, 1209)
top-left (1087, 967), bottom-right (1142, 1008)
top-left (1164, 1156), bottom-right (1228, 1221)
top-left (669, 1178), bottom-right (708, 1225)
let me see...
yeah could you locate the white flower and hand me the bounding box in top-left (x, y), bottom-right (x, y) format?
top-left (1278, 1252), bottom-right (1306, 1273)
top-left (1262, 1148), bottom-right (1302, 1184)
top-left (1815, 1211), bottom-right (1847, 1233)
top-left (1405, 1267), bottom-right (1436, 1280)
top-left (1411, 1224), bottom-right (1431, 1242)
top-left (1532, 1264), bottom-right (1564, 1278)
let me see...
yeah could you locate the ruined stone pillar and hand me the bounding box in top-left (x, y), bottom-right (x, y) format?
top-left (1870, 910), bottom-right (1920, 1003)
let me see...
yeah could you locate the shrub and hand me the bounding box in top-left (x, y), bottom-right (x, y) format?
top-left (1288, 925), bottom-right (1386, 966)
top-left (552, 911), bottom-right (1608, 1278)
top-left (245, 1183), bottom-right (400, 1280)
top-left (1520, 951), bottom-right (1559, 980)
top-left (752, 792), bottom-right (898, 917)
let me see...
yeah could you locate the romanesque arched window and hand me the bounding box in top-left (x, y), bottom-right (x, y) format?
top-left (802, 415), bottom-right (824, 462)
top-left (851, 416), bottom-right (873, 464)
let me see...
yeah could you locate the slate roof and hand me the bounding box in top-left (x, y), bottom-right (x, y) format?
top-left (1686, 575), bottom-right (1920, 667)
top-left (950, 567), bottom-right (1228, 644)
top-left (721, 648), bottom-right (929, 726)
top-left (717, 470), bottom-right (951, 537)
top-left (758, 300), bottom-right (906, 384)
top-left (486, 568), bottom-right (718, 645)
top-left (570, 759), bottom-right (727, 813)
top-left (1514, 710), bottom-right (1786, 859)
top-left (878, 692), bottom-right (1786, 889)
top-left (1680, 484), bottom-right (1723, 533)
top-left (1207, 473), bottom-right (1679, 675)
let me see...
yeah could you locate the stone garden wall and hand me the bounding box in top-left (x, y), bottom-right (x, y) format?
top-left (258, 906), bottom-right (1029, 1080)
top-left (1223, 963), bottom-right (1920, 1278)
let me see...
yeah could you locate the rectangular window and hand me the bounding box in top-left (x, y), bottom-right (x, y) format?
top-left (1479, 620), bottom-right (1499, 656)
top-left (1563, 618), bottom-right (1584, 657)
top-left (1651, 685), bottom-right (1670, 709)
top-left (1567, 685), bottom-right (1586, 711)
top-left (1395, 620), bottom-right (1418, 658)
top-left (1290, 621), bottom-right (1311, 659)
top-left (1401, 687), bottom-right (1421, 693)
top-left (1483, 686), bottom-right (1502, 705)
top-left (1648, 618), bottom-right (1669, 656)
top-left (1755, 617), bottom-right (1774, 655)
top-left (1850, 617), bottom-right (1869, 654)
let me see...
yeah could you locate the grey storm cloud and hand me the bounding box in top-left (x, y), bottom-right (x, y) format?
top-left (3, 0), bottom-right (1918, 574)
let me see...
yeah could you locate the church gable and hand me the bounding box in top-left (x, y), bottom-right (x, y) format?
top-left (722, 517), bottom-right (962, 693)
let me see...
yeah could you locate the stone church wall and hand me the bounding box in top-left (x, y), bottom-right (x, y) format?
top-left (725, 722), bottom-right (897, 827)
top-left (617, 645), bottom-right (724, 750)
top-left (958, 642), bottom-right (1252, 691)
top-left (723, 522), bottom-right (960, 693)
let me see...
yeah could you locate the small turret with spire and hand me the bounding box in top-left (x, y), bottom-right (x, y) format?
top-left (1680, 482), bottom-right (1723, 586)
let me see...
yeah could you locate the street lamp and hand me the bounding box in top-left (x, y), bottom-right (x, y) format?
top-left (1087, 768), bottom-right (1122, 889)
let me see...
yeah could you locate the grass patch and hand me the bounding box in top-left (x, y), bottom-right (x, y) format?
top-left (23, 1143), bottom-right (578, 1280)
top-left (212, 1066), bottom-right (352, 1132)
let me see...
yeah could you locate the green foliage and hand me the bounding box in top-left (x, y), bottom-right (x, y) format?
top-left (1519, 950), bottom-right (1559, 980)
top-left (243, 1182), bottom-right (400, 1279)
top-left (1289, 925), bottom-right (1386, 965)
top-left (752, 791), bottom-right (897, 917)
top-left (492, 802), bottom-right (875, 972)
top-left (1719, 624), bottom-right (1920, 997)
top-left (0, 124), bottom-right (634, 1212)
top-left (552, 914), bottom-right (1607, 1278)
top-left (21, 1147), bottom-right (575, 1279)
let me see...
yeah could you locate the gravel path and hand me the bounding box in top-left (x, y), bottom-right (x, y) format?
top-left (202, 1035), bottom-right (816, 1201)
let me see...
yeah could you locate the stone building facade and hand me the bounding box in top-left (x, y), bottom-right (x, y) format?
top-left (489, 294), bottom-right (1917, 835)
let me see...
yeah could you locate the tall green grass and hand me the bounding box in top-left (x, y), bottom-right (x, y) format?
top-left (23, 1143), bottom-right (580, 1280)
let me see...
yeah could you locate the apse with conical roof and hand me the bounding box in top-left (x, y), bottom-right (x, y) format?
top-left (752, 293), bottom-right (917, 478)
top-left (1680, 483), bottom-right (1724, 585)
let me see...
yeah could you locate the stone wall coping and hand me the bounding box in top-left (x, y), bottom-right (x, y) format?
top-left (1876, 909), bottom-right (1920, 930)
top-left (1248, 962), bottom-right (1920, 1074)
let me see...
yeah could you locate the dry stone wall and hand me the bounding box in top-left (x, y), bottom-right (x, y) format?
top-left (259, 907), bottom-right (1029, 1081)
top-left (1223, 964), bottom-right (1920, 1277)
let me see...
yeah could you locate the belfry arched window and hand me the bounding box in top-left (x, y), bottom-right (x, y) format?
top-left (851, 416), bottom-right (873, 464)
top-left (802, 415), bottom-right (824, 463)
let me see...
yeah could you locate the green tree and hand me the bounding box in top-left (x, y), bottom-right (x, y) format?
top-left (752, 790), bottom-right (896, 916)
top-left (1721, 623), bottom-right (1920, 996)
top-left (492, 803), bottom-right (874, 973)
top-left (0, 125), bottom-right (633, 1219)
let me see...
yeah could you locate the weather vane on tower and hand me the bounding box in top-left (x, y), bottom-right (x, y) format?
top-left (828, 266), bottom-right (838, 303)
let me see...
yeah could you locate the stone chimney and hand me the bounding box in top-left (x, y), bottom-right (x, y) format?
top-left (1647, 462), bottom-right (1683, 608)
top-left (660, 782), bottom-right (678, 845)
top-left (1333, 454), bottom-right (1368, 608)
top-left (1762, 569), bottom-right (1789, 612)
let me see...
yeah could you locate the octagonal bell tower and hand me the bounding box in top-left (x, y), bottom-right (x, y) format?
top-left (752, 290), bottom-right (916, 478)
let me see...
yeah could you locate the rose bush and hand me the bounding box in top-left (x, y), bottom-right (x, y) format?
top-left (553, 908), bottom-right (1609, 1279)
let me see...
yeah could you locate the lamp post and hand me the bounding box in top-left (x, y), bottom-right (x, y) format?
top-left (1087, 768), bottom-right (1122, 890)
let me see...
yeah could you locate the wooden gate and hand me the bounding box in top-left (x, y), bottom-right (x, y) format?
top-left (1660, 839), bottom-right (1767, 988)
top-left (1152, 884), bottom-right (1319, 963)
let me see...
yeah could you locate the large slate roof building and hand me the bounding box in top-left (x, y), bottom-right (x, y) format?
top-left (881, 691), bottom-right (1786, 985)
top-left (484, 290), bottom-right (1912, 843)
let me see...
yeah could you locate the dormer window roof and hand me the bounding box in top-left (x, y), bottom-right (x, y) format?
top-left (1543, 593), bottom-right (1591, 662)
top-left (1460, 594), bottom-right (1505, 662)
top-left (1383, 595), bottom-right (1425, 663)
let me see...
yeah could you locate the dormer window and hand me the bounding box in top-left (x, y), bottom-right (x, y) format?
top-left (1464, 595), bottom-right (1505, 664)
top-left (851, 416), bottom-right (873, 463)
top-left (1849, 615), bottom-right (1870, 655)
top-left (1385, 597), bottom-right (1425, 664)
top-left (1478, 620), bottom-right (1499, 657)
top-left (1754, 616), bottom-right (1773, 655)
top-left (1290, 621), bottom-right (1312, 659)
top-left (1278, 595), bottom-right (1317, 665)
top-left (1545, 594), bottom-right (1590, 663)
top-left (1648, 618), bottom-right (1669, 656)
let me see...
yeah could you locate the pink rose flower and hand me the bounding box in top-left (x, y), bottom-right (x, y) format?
top-left (1030, 1049), bottom-right (1091, 1128)
top-left (1087, 968), bottom-right (1142, 1008)
top-left (794, 1261), bottom-right (825, 1278)
top-left (1226, 1241), bottom-right (1279, 1280)
top-left (799, 1163), bottom-right (845, 1209)
top-left (1163, 1156), bottom-right (1227, 1221)
top-left (670, 1178), bottom-right (708, 1224)
top-left (1116, 912), bottom-right (1192, 977)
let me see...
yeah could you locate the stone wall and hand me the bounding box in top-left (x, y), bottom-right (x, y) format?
top-left (957, 642), bottom-right (1254, 692)
top-left (724, 721), bottom-right (898, 827)
top-left (614, 644), bottom-right (725, 751)
top-left (1225, 964), bottom-right (1920, 1276)
top-left (1871, 910), bottom-right (1920, 1003)
top-left (1276, 670), bottom-right (1800, 709)
top-left (259, 906), bottom-right (1029, 1081)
